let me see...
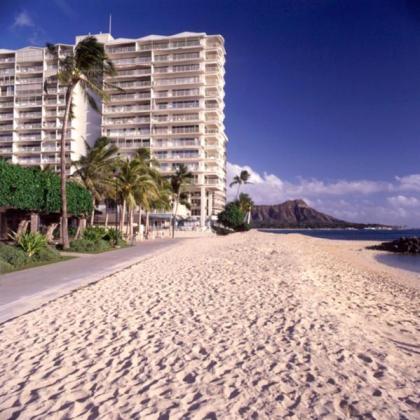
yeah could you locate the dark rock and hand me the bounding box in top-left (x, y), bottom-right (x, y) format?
top-left (368, 237), bottom-right (420, 254)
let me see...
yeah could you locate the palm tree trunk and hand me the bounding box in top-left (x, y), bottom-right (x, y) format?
top-left (246, 210), bottom-right (251, 224)
top-left (138, 206), bottom-right (143, 240)
top-left (236, 183), bottom-right (241, 200)
top-left (128, 208), bottom-right (133, 240)
top-left (145, 211), bottom-right (150, 239)
top-left (90, 201), bottom-right (95, 226)
top-left (60, 85), bottom-right (74, 249)
top-left (120, 201), bottom-right (126, 233)
top-left (104, 207), bottom-right (109, 228)
top-left (172, 194), bottom-right (180, 239)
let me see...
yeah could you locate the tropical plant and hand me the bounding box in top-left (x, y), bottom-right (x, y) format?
top-left (12, 232), bottom-right (48, 258)
top-left (230, 170), bottom-right (252, 198)
top-left (82, 226), bottom-right (108, 242)
top-left (170, 164), bottom-right (193, 238)
top-left (115, 158), bottom-right (158, 240)
top-left (72, 137), bottom-right (118, 225)
top-left (217, 201), bottom-right (251, 232)
top-left (238, 193), bottom-right (254, 224)
top-left (45, 36), bottom-right (117, 249)
top-left (0, 159), bottom-right (92, 216)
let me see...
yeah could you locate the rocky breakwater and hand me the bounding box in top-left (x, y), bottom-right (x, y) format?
top-left (369, 237), bottom-right (420, 254)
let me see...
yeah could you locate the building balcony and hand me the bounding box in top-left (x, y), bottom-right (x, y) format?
top-left (113, 57), bottom-right (151, 66)
top-left (153, 139), bottom-right (201, 149)
top-left (108, 93), bottom-right (150, 103)
top-left (155, 77), bottom-right (202, 86)
top-left (103, 105), bottom-right (150, 114)
top-left (0, 113), bottom-right (13, 120)
top-left (17, 158), bottom-right (41, 165)
top-left (106, 46), bottom-right (137, 54)
top-left (0, 57), bottom-right (15, 64)
top-left (15, 101), bottom-right (42, 107)
top-left (0, 147), bottom-right (13, 154)
top-left (17, 135), bottom-right (42, 142)
top-left (16, 123), bottom-right (42, 130)
top-left (102, 117), bottom-right (150, 126)
top-left (0, 125), bottom-right (13, 131)
top-left (18, 112), bottom-right (42, 119)
top-left (0, 78), bottom-right (14, 86)
top-left (15, 146), bottom-right (41, 154)
top-left (0, 102), bottom-right (14, 109)
top-left (16, 66), bottom-right (43, 74)
top-left (105, 129), bottom-right (150, 137)
top-left (0, 135), bottom-right (13, 142)
top-left (108, 69), bottom-right (151, 79)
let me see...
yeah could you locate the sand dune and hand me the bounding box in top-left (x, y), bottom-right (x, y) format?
top-left (0, 231), bottom-right (419, 419)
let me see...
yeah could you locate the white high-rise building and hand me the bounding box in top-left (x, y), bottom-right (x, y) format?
top-left (0, 45), bottom-right (100, 173)
top-left (0, 32), bottom-right (227, 224)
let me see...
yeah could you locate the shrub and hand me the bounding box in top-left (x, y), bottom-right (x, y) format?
top-left (0, 244), bottom-right (29, 267)
top-left (68, 226), bottom-right (77, 238)
top-left (69, 238), bottom-right (111, 253)
top-left (0, 159), bottom-right (92, 216)
top-left (0, 258), bottom-right (13, 274)
top-left (15, 232), bottom-right (48, 257)
top-left (82, 226), bottom-right (108, 242)
top-left (103, 228), bottom-right (123, 247)
top-left (33, 246), bottom-right (61, 262)
top-left (217, 202), bottom-right (249, 232)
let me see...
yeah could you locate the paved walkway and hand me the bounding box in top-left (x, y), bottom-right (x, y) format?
top-left (0, 239), bottom-right (181, 324)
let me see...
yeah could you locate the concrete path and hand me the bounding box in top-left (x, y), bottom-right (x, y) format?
top-left (0, 239), bottom-right (181, 324)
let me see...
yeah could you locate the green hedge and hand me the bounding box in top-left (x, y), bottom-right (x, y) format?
top-left (0, 159), bottom-right (92, 216)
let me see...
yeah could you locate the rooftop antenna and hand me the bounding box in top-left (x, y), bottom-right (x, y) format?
top-left (108, 14), bottom-right (112, 34)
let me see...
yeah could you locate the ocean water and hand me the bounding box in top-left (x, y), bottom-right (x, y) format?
top-left (259, 229), bottom-right (420, 274)
top-left (258, 228), bottom-right (420, 241)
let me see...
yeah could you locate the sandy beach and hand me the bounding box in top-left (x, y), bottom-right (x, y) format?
top-left (0, 231), bottom-right (419, 419)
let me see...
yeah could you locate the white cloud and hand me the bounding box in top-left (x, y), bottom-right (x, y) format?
top-left (396, 174), bottom-right (420, 192)
top-left (387, 195), bottom-right (420, 208)
top-left (226, 162), bottom-right (420, 226)
top-left (226, 162), bottom-right (392, 203)
top-left (12, 11), bottom-right (34, 28)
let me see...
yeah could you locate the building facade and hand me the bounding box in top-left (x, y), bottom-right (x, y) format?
top-left (0, 32), bottom-right (227, 225)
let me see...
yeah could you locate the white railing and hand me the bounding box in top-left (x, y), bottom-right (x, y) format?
top-left (0, 148), bottom-right (13, 153)
top-left (0, 102), bottom-right (13, 108)
top-left (16, 101), bottom-right (42, 107)
top-left (0, 125), bottom-right (13, 130)
top-left (16, 67), bottom-right (43, 73)
top-left (17, 135), bottom-right (41, 141)
top-left (113, 57), bottom-right (151, 65)
top-left (0, 57), bottom-right (14, 64)
top-left (104, 105), bottom-right (150, 113)
top-left (107, 46), bottom-right (136, 54)
top-left (155, 101), bottom-right (199, 110)
top-left (109, 93), bottom-right (150, 101)
top-left (17, 123), bottom-right (42, 129)
top-left (173, 52), bottom-right (201, 61)
top-left (173, 64), bottom-right (200, 72)
top-left (113, 81), bottom-right (150, 89)
top-left (106, 129), bottom-right (150, 137)
top-left (0, 79), bottom-right (14, 86)
top-left (0, 114), bottom-right (13, 120)
top-left (156, 77), bottom-right (200, 86)
top-left (103, 118), bottom-right (150, 125)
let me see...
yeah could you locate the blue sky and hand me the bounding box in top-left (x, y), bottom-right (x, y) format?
top-left (2, 0), bottom-right (420, 226)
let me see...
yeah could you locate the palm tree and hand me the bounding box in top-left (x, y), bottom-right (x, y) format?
top-left (238, 193), bottom-right (254, 224)
top-left (133, 148), bottom-right (160, 238)
top-left (44, 36), bottom-right (117, 249)
top-left (115, 158), bottom-right (157, 241)
top-left (170, 164), bottom-right (193, 238)
top-left (72, 137), bottom-right (118, 226)
top-left (230, 169), bottom-right (252, 199)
